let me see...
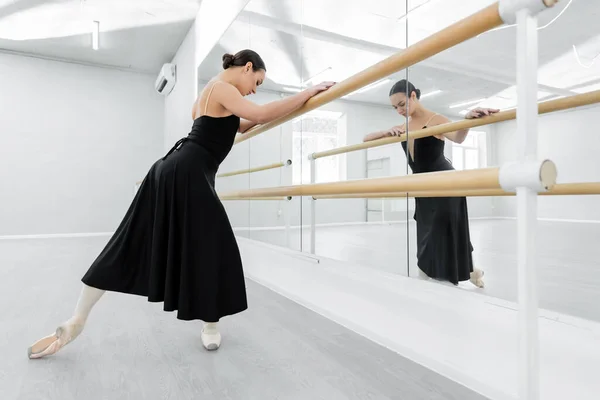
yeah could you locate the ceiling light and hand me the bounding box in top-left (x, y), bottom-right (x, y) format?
top-left (420, 89), bottom-right (442, 99)
top-left (92, 21), bottom-right (99, 50)
top-left (449, 98), bottom-right (485, 109)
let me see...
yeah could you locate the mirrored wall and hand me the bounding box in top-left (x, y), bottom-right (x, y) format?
top-left (198, 0), bottom-right (600, 324)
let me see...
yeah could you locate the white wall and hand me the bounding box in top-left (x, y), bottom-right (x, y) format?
top-left (491, 104), bottom-right (600, 221)
top-left (0, 52), bottom-right (164, 236)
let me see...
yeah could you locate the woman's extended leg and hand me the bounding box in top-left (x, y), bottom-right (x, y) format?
top-left (28, 284), bottom-right (105, 359)
top-left (201, 322), bottom-right (221, 350)
top-left (470, 268), bottom-right (485, 288)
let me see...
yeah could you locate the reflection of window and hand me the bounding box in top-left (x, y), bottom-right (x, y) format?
top-left (452, 130), bottom-right (486, 170)
top-left (292, 110), bottom-right (347, 184)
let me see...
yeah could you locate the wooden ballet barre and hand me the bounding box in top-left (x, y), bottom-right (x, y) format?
top-left (218, 161), bottom-right (556, 198)
top-left (234, 2), bottom-right (509, 144)
top-left (217, 160), bottom-right (291, 178)
top-left (312, 182), bottom-right (600, 199)
top-left (219, 195), bottom-right (292, 201)
top-left (312, 89), bottom-right (600, 159)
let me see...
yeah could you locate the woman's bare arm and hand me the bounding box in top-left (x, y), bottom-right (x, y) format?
top-left (238, 119), bottom-right (258, 133)
top-left (363, 131), bottom-right (389, 142)
top-left (438, 108), bottom-right (500, 143)
top-left (213, 81), bottom-right (334, 124)
top-left (363, 125), bottom-right (405, 142)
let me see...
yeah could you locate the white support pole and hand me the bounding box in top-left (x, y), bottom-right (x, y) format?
top-left (309, 156), bottom-right (316, 254)
top-left (516, 6), bottom-right (540, 400)
top-left (284, 160), bottom-right (292, 249)
top-left (284, 197), bottom-right (291, 248)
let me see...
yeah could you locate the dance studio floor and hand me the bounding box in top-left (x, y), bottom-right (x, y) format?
top-left (0, 237), bottom-right (485, 400)
top-left (242, 218), bottom-right (600, 323)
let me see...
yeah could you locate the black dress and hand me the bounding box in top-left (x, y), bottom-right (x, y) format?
top-left (401, 129), bottom-right (474, 285)
top-left (82, 115), bottom-right (247, 322)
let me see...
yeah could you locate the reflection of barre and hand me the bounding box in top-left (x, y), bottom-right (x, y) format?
top-left (234, 0), bottom-right (558, 144)
top-left (311, 182), bottom-right (600, 199)
top-left (218, 160), bottom-right (557, 198)
top-left (217, 160), bottom-right (292, 178)
top-left (219, 196), bottom-right (292, 201)
top-left (312, 89), bottom-right (600, 159)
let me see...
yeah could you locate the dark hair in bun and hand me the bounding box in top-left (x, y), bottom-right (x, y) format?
top-left (389, 79), bottom-right (420, 99)
top-left (222, 49), bottom-right (266, 72)
top-left (222, 53), bottom-right (235, 69)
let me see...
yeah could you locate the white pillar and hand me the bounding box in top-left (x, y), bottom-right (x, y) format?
top-left (285, 197), bottom-right (292, 248)
top-left (309, 156), bottom-right (316, 254)
top-left (516, 7), bottom-right (540, 400)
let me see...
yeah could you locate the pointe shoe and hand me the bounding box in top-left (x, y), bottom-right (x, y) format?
top-left (27, 319), bottom-right (85, 359)
top-left (201, 328), bottom-right (221, 351)
top-left (470, 269), bottom-right (485, 288)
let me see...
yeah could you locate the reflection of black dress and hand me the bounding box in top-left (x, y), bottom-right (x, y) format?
top-left (401, 128), bottom-right (474, 285)
top-left (82, 115), bottom-right (248, 321)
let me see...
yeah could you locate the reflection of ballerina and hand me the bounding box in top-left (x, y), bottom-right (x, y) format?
top-left (27, 49), bottom-right (335, 359)
top-left (364, 79), bottom-right (499, 287)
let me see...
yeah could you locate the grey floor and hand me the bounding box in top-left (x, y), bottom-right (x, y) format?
top-left (0, 237), bottom-right (486, 400)
top-left (244, 219), bottom-right (600, 322)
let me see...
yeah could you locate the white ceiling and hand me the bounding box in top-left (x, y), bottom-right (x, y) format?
top-left (0, 0), bottom-right (200, 72)
top-left (1, 0), bottom-right (598, 117)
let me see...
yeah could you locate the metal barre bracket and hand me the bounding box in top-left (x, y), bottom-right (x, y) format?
top-left (498, 159), bottom-right (557, 192)
top-left (499, 0), bottom-right (558, 25)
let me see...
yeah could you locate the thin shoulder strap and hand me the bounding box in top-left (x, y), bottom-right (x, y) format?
top-left (424, 113), bottom-right (438, 127)
top-left (203, 81), bottom-right (221, 115)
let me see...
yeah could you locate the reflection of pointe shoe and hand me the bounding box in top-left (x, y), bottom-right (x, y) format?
top-left (27, 319), bottom-right (85, 359)
top-left (201, 328), bottom-right (221, 351)
top-left (470, 269), bottom-right (485, 288)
